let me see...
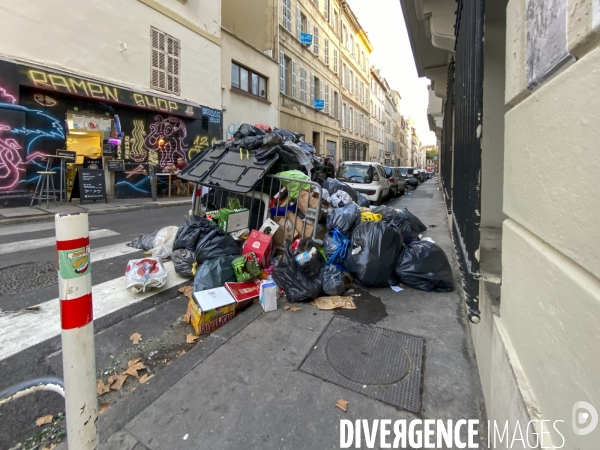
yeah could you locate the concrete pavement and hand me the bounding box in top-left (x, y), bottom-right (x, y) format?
top-left (83, 179), bottom-right (486, 450)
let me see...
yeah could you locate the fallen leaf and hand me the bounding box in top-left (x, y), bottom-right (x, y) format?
top-left (176, 349), bottom-right (186, 358)
top-left (284, 305), bottom-right (291, 310)
top-left (41, 444), bottom-right (56, 450)
top-left (129, 386), bottom-right (137, 393)
top-left (125, 361), bottom-right (147, 378)
top-left (96, 380), bottom-right (111, 396)
top-left (107, 375), bottom-right (117, 386)
top-left (139, 373), bottom-right (154, 384)
top-left (130, 333), bottom-right (142, 345)
top-left (335, 399), bottom-right (349, 412)
top-left (186, 333), bottom-right (199, 344)
top-left (178, 285), bottom-right (193, 298)
top-left (110, 373), bottom-right (129, 391)
top-left (306, 327), bottom-right (314, 331)
top-left (182, 314), bottom-right (190, 323)
top-left (127, 358), bottom-right (141, 367)
top-left (165, 358), bottom-right (172, 366)
top-left (290, 306), bottom-right (301, 312)
top-left (98, 402), bottom-right (110, 415)
top-left (35, 415), bottom-right (53, 426)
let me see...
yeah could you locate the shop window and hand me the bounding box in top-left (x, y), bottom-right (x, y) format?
top-left (233, 62), bottom-right (268, 99)
top-left (151, 28), bottom-right (180, 95)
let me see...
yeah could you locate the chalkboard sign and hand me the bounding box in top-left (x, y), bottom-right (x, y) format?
top-left (56, 150), bottom-right (76, 161)
top-left (70, 169), bottom-right (107, 204)
top-left (83, 156), bottom-right (102, 170)
top-left (102, 139), bottom-right (117, 157)
top-left (107, 160), bottom-right (125, 172)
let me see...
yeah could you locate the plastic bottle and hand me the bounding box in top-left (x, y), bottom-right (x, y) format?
top-left (295, 247), bottom-right (317, 266)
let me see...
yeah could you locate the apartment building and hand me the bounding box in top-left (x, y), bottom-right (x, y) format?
top-left (278, 0), bottom-right (342, 158)
top-left (368, 68), bottom-right (386, 163)
top-left (383, 80), bottom-right (398, 166)
top-left (222, 0), bottom-right (279, 138)
top-left (0, 0), bottom-right (223, 204)
top-left (392, 91), bottom-right (406, 165)
top-left (339, 1), bottom-right (372, 162)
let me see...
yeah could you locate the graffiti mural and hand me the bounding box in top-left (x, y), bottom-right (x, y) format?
top-left (0, 124), bottom-right (25, 190)
top-left (144, 115), bottom-right (188, 167)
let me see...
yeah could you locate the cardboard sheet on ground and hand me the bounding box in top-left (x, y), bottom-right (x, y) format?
top-left (313, 296), bottom-right (356, 310)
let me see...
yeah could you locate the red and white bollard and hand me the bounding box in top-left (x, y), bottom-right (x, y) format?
top-left (55, 211), bottom-right (98, 450)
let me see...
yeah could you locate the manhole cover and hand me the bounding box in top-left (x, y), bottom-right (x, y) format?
top-left (0, 262), bottom-right (57, 295)
top-left (326, 329), bottom-right (411, 385)
top-left (300, 316), bottom-right (425, 413)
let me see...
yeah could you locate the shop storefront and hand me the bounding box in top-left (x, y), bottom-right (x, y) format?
top-left (0, 59), bottom-right (222, 206)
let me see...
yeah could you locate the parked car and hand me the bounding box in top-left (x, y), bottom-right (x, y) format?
top-left (336, 161), bottom-right (391, 205)
top-left (384, 166), bottom-right (406, 197)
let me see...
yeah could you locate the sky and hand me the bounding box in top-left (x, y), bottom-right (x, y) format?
top-left (348, 0), bottom-right (437, 146)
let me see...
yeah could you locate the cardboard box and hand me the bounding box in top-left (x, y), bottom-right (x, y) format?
top-left (225, 279), bottom-right (261, 311)
top-left (218, 208), bottom-right (250, 233)
top-left (297, 189), bottom-right (323, 221)
top-left (186, 287), bottom-right (236, 335)
top-left (285, 210), bottom-right (326, 240)
top-left (243, 230), bottom-right (273, 267)
top-left (259, 280), bottom-right (278, 312)
top-left (273, 215), bottom-right (298, 247)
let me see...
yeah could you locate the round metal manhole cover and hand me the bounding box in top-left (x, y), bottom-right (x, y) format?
top-left (0, 262), bottom-right (57, 295)
top-left (325, 329), bottom-right (412, 386)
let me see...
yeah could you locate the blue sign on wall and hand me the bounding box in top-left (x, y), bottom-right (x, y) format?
top-left (300, 33), bottom-right (313, 46)
top-left (313, 99), bottom-right (325, 110)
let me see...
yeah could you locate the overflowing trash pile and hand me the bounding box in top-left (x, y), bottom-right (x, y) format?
top-left (126, 123), bottom-right (454, 336)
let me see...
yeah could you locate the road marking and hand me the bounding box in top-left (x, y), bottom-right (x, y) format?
top-left (90, 242), bottom-right (143, 262)
top-left (0, 229), bottom-right (119, 254)
top-left (0, 221), bottom-right (55, 237)
top-left (0, 261), bottom-right (187, 361)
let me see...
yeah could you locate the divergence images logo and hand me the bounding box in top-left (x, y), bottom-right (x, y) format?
top-left (572, 401), bottom-right (598, 436)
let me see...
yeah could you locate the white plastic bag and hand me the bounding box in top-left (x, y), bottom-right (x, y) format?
top-left (330, 190), bottom-right (353, 208)
top-left (151, 226), bottom-right (178, 259)
top-left (125, 258), bottom-right (168, 293)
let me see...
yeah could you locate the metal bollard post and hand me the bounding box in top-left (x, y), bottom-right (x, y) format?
top-left (55, 211), bottom-right (99, 450)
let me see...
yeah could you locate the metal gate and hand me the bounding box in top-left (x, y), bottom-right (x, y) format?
top-left (440, 62), bottom-right (455, 214)
top-left (450, 0), bottom-right (485, 323)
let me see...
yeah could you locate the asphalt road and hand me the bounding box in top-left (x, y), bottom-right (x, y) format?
top-left (0, 205), bottom-right (193, 449)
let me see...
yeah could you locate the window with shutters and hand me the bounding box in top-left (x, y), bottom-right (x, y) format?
top-left (279, 51), bottom-right (286, 94)
top-left (324, 0), bottom-right (330, 21)
top-left (324, 84), bottom-right (329, 113)
top-left (282, 0), bottom-right (292, 32)
top-left (333, 49), bottom-right (338, 73)
top-left (310, 74), bottom-right (315, 105)
top-left (341, 63), bottom-right (345, 85)
top-left (313, 27), bottom-right (319, 56)
top-left (349, 71), bottom-right (353, 92)
top-left (151, 28), bottom-right (180, 95)
top-left (332, 90), bottom-right (338, 117)
top-left (296, 5), bottom-right (302, 39)
top-left (324, 39), bottom-right (329, 65)
top-left (341, 102), bottom-right (346, 128)
top-left (291, 60), bottom-right (297, 99)
top-left (349, 107), bottom-right (353, 131)
top-left (313, 0), bottom-right (319, 7)
top-left (300, 67), bottom-right (307, 103)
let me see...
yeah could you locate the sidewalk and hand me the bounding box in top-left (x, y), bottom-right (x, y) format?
top-left (64, 180), bottom-right (487, 449)
top-left (0, 197), bottom-right (192, 224)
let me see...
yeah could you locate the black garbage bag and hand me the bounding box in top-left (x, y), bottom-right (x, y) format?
top-left (356, 193), bottom-right (370, 208)
top-left (194, 227), bottom-right (240, 263)
top-left (241, 135), bottom-right (264, 150)
top-left (321, 265), bottom-right (346, 296)
top-left (273, 128), bottom-right (301, 143)
top-left (128, 230), bottom-right (158, 250)
top-left (345, 222), bottom-right (403, 287)
top-left (171, 248), bottom-right (196, 277)
top-left (407, 178), bottom-right (419, 187)
top-left (395, 241), bottom-right (453, 292)
top-left (233, 123), bottom-right (266, 139)
top-left (272, 239), bottom-right (324, 302)
top-left (277, 144), bottom-right (302, 165)
top-left (374, 206), bottom-right (421, 244)
top-left (321, 179), bottom-right (358, 201)
top-left (193, 255), bottom-right (237, 292)
top-left (397, 208), bottom-right (427, 232)
top-left (326, 203), bottom-right (360, 234)
top-left (255, 145), bottom-right (279, 162)
top-left (173, 215), bottom-right (210, 251)
top-left (296, 141), bottom-right (316, 154)
top-left (262, 132), bottom-right (283, 149)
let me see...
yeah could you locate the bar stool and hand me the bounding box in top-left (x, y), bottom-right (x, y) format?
top-left (30, 171), bottom-right (58, 209)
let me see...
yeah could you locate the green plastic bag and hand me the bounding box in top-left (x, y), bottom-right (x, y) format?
top-left (276, 170), bottom-right (311, 199)
top-left (193, 255), bottom-right (237, 292)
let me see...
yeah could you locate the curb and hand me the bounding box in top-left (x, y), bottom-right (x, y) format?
top-left (0, 200), bottom-right (192, 226)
